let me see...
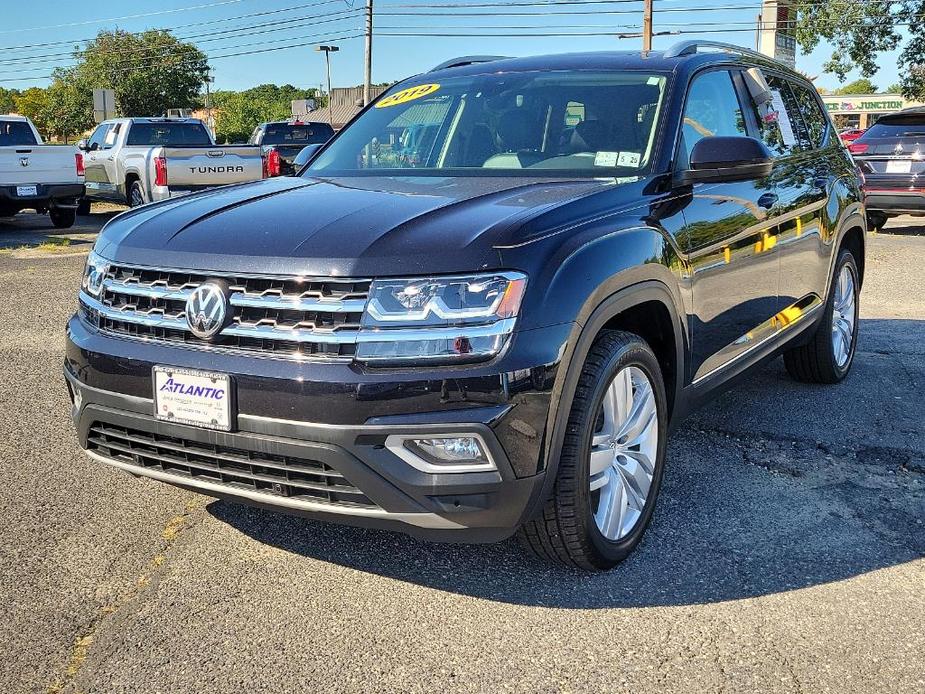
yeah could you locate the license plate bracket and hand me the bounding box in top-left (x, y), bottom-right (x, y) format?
top-left (153, 366), bottom-right (233, 431)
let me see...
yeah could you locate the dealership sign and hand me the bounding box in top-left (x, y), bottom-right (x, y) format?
top-left (822, 96), bottom-right (907, 114)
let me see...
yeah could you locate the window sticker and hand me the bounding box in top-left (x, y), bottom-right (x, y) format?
top-left (594, 151), bottom-right (619, 167)
top-left (769, 90), bottom-right (796, 146)
top-left (617, 151), bottom-right (641, 167)
top-left (375, 83), bottom-right (441, 108)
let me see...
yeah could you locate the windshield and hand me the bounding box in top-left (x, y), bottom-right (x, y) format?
top-left (308, 70), bottom-right (668, 177)
top-left (126, 122), bottom-right (212, 146)
top-left (262, 123), bottom-right (334, 145)
top-left (0, 121), bottom-right (38, 146)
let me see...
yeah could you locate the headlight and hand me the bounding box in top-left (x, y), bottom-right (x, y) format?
top-left (81, 250), bottom-right (108, 298)
top-left (356, 271), bottom-right (527, 365)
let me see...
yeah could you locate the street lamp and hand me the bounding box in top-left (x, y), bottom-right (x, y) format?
top-left (315, 45), bottom-right (339, 127)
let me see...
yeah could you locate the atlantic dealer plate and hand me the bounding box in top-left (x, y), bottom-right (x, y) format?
top-left (153, 366), bottom-right (233, 431)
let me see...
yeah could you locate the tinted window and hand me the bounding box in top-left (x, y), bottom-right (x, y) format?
top-left (261, 123), bottom-right (334, 145)
top-left (861, 116), bottom-right (925, 139)
top-left (310, 71), bottom-right (669, 176)
top-left (680, 70), bottom-right (748, 166)
top-left (126, 122), bottom-right (212, 146)
top-left (790, 82), bottom-right (829, 148)
top-left (0, 121), bottom-right (38, 146)
top-left (753, 75), bottom-right (810, 156)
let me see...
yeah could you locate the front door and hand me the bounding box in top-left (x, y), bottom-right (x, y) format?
top-left (82, 124), bottom-right (111, 198)
top-left (677, 68), bottom-right (782, 383)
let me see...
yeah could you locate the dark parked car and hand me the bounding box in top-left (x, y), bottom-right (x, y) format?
top-left (847, 108), bottom-right (925, 229)
top-left (249, 120), bottom-right (335, 176)
top-left (66, 42), bottom-right (866, 570)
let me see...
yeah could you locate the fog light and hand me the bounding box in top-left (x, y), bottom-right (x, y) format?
top-left (385, 433), bottom-right (497, 473)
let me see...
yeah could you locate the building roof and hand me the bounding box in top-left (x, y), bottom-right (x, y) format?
top-left (312, 85), bottom-right (389, 129)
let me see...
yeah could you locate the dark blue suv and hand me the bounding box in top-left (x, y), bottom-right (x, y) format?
top-left (66, 42), bottom-right (865, 570)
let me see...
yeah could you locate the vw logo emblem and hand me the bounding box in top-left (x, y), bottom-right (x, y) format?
top-left (185, 282), bottom-right (228, 340)
top-left (19, 157), bottom-right (29, 167)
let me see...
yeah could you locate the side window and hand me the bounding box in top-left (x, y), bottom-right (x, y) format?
top-left (790, 81), bottom-right (828, 149)
top-left (88, 124), bottom-right (110, 151)
top-left (752, 74), bottom-right (810, 156)
top-left (680, 70), bottom-right (748, 167)
top-left (102, 123), bottom-right (121, 149)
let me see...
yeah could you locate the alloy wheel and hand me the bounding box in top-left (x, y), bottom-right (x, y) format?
top-left (831, 264), bottom-right (856, 367)
top-left (589, 365), bottom-right (659, 541)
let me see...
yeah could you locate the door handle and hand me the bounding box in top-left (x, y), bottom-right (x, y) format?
top-left (757, 192), bottom-right (778, 210)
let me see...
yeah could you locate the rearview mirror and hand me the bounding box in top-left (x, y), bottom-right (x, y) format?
top-left (76, 139), bottom-right (89, 151)
top-left (677, 136), bottom-right (773, 185)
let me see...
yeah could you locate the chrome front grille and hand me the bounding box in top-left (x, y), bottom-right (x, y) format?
top-left (87, 422), bottom-right (377, 508)
top-left (82, 264), bottom-right (370, 359)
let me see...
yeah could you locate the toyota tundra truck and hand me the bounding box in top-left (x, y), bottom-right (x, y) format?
top-left (67, 44), bottom-right (866, 570)
top-left (1, 115), bottom-right (85, 228)
top-left (78, 117), bottom-right (265, 209)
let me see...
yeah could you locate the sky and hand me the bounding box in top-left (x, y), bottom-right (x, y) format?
top-left (0, 0), bottom-right (906, 94)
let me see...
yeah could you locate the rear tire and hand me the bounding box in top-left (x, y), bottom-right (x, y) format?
top-left (128, 180), bottom-right (145, 208)
top-left (783, 249), bottom-right (859, 384)
top-left (49, 207), bottom-right (76, 229)
top-left (867, 212), bottom-right (887, 232)
top-left (519, 330), bottom-right (668, 570)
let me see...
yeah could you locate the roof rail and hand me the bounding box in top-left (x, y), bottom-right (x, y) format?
top-left (664, 40), bottom-right (772, 62)
top-left (430, 55), bottom-right (509, 72)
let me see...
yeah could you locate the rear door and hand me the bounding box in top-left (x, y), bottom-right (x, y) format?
top-left (678, 68), bottom-right (782, 383)
top-left (757, 74), bottom-right (834, 314)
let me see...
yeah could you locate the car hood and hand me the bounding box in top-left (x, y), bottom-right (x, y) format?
top-left (97, 174), bottom-right (623, 276)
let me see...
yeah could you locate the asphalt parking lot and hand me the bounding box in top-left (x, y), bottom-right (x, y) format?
top-left (1, 212), bottom-right (922, 693)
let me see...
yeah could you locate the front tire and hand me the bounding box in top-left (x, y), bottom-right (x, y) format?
top-left (783, 249), bottom-right (859, 383)
top-left (520, 330), bottom-right (668, 570)
top-left (49, 207), bottom-right (76, 229)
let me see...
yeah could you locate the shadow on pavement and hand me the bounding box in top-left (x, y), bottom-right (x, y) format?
top-left (0, 210), bottom-right (120, 250)
top-left (208, 318), bottom-right (925, 607)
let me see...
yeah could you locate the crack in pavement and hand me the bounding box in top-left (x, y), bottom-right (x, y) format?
top-left (45, 501), bottom-right (204, 694)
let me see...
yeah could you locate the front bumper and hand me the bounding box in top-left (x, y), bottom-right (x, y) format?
top-left (65, 314), bottom-right (570, 541)
top-left (0, 183), bottom-right (85, 210)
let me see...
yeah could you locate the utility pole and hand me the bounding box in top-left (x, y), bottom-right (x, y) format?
top-left (642, 0), bottom-right (653, 52)
top-left (315, 45), bottom-right (339, 127)
top-left (364, 0), bottom-right (373, 106)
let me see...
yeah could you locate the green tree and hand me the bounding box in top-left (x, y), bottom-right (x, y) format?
top-left (212, 84), bottom-right (321, 143)
top-left (885, 82), bottom-right (904, 94)
top-left (834, 78), bottom-right (879, 95)
top-left (42, 79), bottom-right (93, 143)
top-left (795, 1), bottom-right (925, 99)
top-left (13, 87), bottom-right (50, 134)
top-left (0, 87), bottom-right (19, 115)
top-left (61, 29), bottom-right (208, 117)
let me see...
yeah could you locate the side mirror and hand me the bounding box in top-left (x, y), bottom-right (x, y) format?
top-left (293, 143), bottom-right (323, 169)
top-left (677, 136), bottom-right (774, 185)
top-left (76, 139), bottom-right (89, 151)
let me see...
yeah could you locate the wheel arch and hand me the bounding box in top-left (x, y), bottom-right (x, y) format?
top-left (523, 280), bottom-right (687, 524)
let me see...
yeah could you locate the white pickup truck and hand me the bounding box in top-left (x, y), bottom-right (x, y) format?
top-left (1, 115), bottom-right (85, 228)
top-left (79, 118), bottom-right (265, 208)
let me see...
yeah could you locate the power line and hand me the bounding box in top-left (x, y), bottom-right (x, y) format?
top-left (0, 0), bottom-right (253, 36)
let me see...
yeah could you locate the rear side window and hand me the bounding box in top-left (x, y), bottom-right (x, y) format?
top-left (790, 82), bottom-right (829, 148)
top-left (752, 75), bottom-right (811, 156)
top-left (261, 123), bottom-right (334, 145)
top-left (0, 121), bottom-right (38, 146)
top-left (680, 70), bottom-right (748, 167)
top-left (126, 123), bottom-right (212, 146)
